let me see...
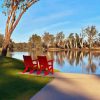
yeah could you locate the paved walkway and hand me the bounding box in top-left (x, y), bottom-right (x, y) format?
top-left (30, 72), bottom-right (100, 100)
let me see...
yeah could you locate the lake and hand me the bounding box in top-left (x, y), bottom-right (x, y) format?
top-left (10, 51), bottom-right (100, 75)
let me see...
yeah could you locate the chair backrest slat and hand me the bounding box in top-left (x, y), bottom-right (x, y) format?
top-left (23, 55), bottom-right (33, 67)
top-left (37, 56), bottom-right (48, 68)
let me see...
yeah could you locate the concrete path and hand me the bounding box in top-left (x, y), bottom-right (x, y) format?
top-left (30, 72), bottom-right (100, 100)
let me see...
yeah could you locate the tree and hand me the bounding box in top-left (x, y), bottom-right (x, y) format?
top-left (56, 32), bottom-right (65, 47)
top-left (0, 34), bottom-right (4, 47)
top-left (68, 33), bottom-right (74, 49)
top-left (98, 33), bottom-right (100, 42)
top-left (29, 34), bottom-right (41, 49)
top-left (79, 28), bottom-right (86, 48)
top-left (1, 0), bottom-right (39, 56)
top-left (74, 33), bottom-right (78, 48)
top-left (96, 33), bottom-right (100, 45)
top-left (42, 32), bottom-right (53, 48)
top-left (49, 34), bottom-right (55, 47)
top-left (98, 33), bottom-right (100, 47)
top-left (75, 33), bottom-right (80, 48)
top-left (84, 26), bottom-right (97, 49)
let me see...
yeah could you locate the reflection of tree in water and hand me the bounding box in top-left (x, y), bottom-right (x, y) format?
top-left (30, 50), bottom-right (55, 61)
top-left (75, 51), bottom-right (81, 66)
top-left (86, 51), bottom-right (97, 73)
top-left (31, 50), bottom-right (65, 66)
top-left (30, 50), bottom-right (43, 59)
top-left (86, 63), bottom-right (96, 73)
top-left (65, 50), bottom-right (98, 74)
top-left (46, 51), bottom-right (55, 60)
top-left (55, 51), bottom-right (65, 66)
top-left (92, 51), bottom-right (100, 62)
top-left (29, 50), bottom-right (99, 74)
top-left (65, 51), bottom-right (84, 66)
top-left (66, 51), bottom-right (75, 66)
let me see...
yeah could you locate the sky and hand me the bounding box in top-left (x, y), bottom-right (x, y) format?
top-left (0, 0), bottom-right (100, 42)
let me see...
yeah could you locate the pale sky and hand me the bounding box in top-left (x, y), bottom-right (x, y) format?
top-left (0, 0), bottom-right (100, 42)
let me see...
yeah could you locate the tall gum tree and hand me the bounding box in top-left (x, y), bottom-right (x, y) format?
top-left (84, 26), bottom-right (97, 49)
top-left (1, 0), bottom-right (39, 56)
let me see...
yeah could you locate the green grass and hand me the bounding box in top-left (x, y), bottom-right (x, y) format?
top-left (0, 48), bottom-right (2, 54)
top-left (0, 56), bottom-right (53, 100)
top-left (54, 69), bottom-right (60, 72)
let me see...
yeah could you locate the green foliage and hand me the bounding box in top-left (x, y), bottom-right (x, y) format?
top-left (85, 26), bottom-right (97, 37)
top-left (29, 34), bottom-right (42, 48)
top-left (13, 42), bottom-right (28, 51)
top-left (75, 33), bottom-right (80, 43)
top-left (43, 32), bottom-right (52, 43)
top-left (3, 0), bottom-right (38, 10)
top-left (68, 33), bottom-right (74, 38)
top-left (42, 32), bottom-right (55, 47)
top-left (30, 34), bottom-right (41, 43)
top-left (56, 32), bottom-right (65, 42)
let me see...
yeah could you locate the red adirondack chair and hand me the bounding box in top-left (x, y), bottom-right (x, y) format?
top-left (37, 56), bottom-right (54, 75)
top-left (23, 55), bottom-right (38, 73)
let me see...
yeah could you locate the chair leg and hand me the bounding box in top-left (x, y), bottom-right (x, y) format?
top-left (51, 68), bottom-right (54, 74)
top-left (37, 70), bottom-right (42, 74)
top-left (23, 67), bottom-right (28, 73)
top-left (44, 67), bottom-right (49, 75)
top-left (44, 70), bottom-right (49, 75)
top-left (30, 69), bottom-right (34, 74)
top-left (37, 67), bottom-right (42, 74)
top-left (49, 67), bottom-right (54, 74)
top-left (37, 66), bottom-right (45, 75)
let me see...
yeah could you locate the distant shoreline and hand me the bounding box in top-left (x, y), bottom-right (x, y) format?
top-left (47, 47), bottom-right (100, 52)
top-left (0, 47), bottom-right (100, 52)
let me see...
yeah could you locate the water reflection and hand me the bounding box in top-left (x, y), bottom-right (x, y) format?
top-left (10, 50), bottom-right (100, 75)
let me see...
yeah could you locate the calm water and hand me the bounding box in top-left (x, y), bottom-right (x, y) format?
top-left (10, 51), bottom-right (100, 75)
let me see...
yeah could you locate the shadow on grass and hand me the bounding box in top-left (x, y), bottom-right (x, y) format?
top-left (0, 56), bottom-right (53, 100)
top-left (0, 71), bottom-right (53, 100)
top-left (0, 56), bottom-right (24, 70)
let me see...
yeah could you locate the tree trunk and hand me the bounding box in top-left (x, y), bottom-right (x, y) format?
top-left (1, 45), bottom-right (8, 56)
top-left (74, 40), bottom-right (76, 48)
top-left (80, 40), bottom-right (83, 48)
top-left (89, 38), bottom-right (92, 49)
top-left (90, 41), bottom-right (92, 49)
top-left (1, 32), bottom-right (11, 56)
top-left (69, 40), bottom-right (72, 49)
top-left (75, 41), bottom-right (77, 49)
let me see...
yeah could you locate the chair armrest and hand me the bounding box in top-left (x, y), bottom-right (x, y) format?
top-left (48, 60), bottom-right (53, 65)
top-left (32, 59), bottom-right (38, 61)
top-left (48, 60), bottom-right (53, 62)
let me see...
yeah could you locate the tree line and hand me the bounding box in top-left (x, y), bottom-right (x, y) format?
top-left (0, 0), bottom-right (100, 56)
top-left (0, 26), bottom-right (100, 51)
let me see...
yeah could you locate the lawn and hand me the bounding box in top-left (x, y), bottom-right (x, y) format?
top-left (0, 56), bottom-right (53, 100)
top-left (0, 48), bottom-right (2, 53)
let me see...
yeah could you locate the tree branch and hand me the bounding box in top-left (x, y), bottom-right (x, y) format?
top-left (9, 0), bottom-right (39, 34)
